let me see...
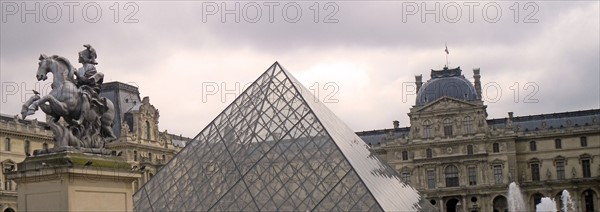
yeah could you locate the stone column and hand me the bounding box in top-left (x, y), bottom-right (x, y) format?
top-left (462, 195), bottom-right (467, 212)
top-left (7, 152), bottom-right (141, 212)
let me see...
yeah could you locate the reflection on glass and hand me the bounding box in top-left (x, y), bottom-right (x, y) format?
top-left (134, 62), bottom-right (432, 211)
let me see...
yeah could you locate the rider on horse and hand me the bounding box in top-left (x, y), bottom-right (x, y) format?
top-left (76, 44), bottom-right (107, 113)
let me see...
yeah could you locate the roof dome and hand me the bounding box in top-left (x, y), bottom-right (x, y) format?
top-left (415, 66), bottom-right (478, 106)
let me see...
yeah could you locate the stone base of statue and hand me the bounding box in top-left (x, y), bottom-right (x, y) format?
top-left (6, 152), bottom-right (141, 212)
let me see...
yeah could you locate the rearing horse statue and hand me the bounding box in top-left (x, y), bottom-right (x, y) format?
top-left (22, 54), bottom-right (116, 150)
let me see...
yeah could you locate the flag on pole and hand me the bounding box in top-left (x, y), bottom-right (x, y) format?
top-left (445, 43), bottom-right (449, 54)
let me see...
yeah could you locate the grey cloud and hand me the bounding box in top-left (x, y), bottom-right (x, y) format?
top-left (1, 1), bottom-right (598, 137)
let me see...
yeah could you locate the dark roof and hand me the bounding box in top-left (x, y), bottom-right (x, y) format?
top-left (167, 133), bottom-right (193, 148)
top-left (416, 66), bottom-right (478, 106)
top-left (487, 109), bottom-right (600, 131)
top-left (356, 127), bottom-right (410, 145)
top-left (357, 109), bottom-right (600, 143)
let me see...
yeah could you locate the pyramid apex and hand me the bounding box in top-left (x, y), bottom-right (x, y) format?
top-left (135, 62), bottom-right (434, 212)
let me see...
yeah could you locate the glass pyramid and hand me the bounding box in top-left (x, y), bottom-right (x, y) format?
top-left (133, 62), bottom-right (434, 211)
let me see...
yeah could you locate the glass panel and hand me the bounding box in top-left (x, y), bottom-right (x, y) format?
top-left (134, 62), bottom-right (431, 212)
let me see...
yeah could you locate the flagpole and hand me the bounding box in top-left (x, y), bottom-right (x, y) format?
top-left (446, 53), bottom-right (448, 67)
top-left (444, 42), bottom-right (449, 67)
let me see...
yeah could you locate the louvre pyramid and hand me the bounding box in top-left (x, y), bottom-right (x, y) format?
top-left (134, 62), bottom-right (433, 211)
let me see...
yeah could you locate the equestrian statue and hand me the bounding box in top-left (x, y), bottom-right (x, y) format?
top-left (21, 45), bottom-right (116, 155)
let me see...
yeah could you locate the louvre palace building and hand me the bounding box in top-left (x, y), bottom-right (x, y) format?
top-left (357, 66), bottom-right (600, 212)
top-left (0, 82), bottom-right (191, 212)
top-left (1, 65), bottom-right (599, 212)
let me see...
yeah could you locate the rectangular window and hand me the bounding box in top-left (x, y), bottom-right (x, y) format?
top-left (580, 137), bottom-right (587, 147)
top-left (556, 161), bottom-right (565, 180)
top-left (493, 165), bottom-right (503, 184)
top-left (531, 164), bottom-right (540, 181)
top-left (427, 170), bottom-right (436, 189)
top-left (468, 167), bottom-right (477, 185)
top-left (424, 125), bottom-right (433, 138)
top-left (443, 119), bottom-right (453, 137)
top-left (555, 139), bottom-right (562, 149)
top-left (4, 138), bottom-right (10, 152)
top-left (582, 159), bottom-right (591, 178)
top-left (401, 172), bottom-right (411, 184)
top-left (493, 143), bottom-right (500, 153)
top-left (444, 126), bottom-right (453, 137)
top-left (464, 118), bottom-right (474, 134)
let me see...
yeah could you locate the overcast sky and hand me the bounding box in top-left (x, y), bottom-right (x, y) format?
top-left (1, 1), bottom-right (599, 138)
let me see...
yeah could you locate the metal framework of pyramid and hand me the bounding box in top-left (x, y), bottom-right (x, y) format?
top-left (133, 62), bottom-right (431, 211)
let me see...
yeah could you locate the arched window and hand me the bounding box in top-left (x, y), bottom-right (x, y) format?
top-left (423, 120), bottom-right (433, 138)
top-left (133, 151), bottom-right (138, 161)
top-left (493, 143), bottom-right (500, 153)
top-left (445, 165), bottom-right (459, 187)
top-left (24, 140), bottom-right (31, 155)
top-left (554, 139), bottom-right (562, 149)
top-left (463, 116), bottom-right (474, 134)
top-left (4, 137), bottom-right (11, 152)
top-left (530, 141), bottom-right (537, 151)
top-left (426, 148), bottom-right (433, 159)
top-left (145, 121), bottom-right (151, 140)
top-left (42, 143), bottom-right (48, 150)
top-left (467, 145), bottom-right (474, 155)
top-left (402, 151), bottom-right (409, 161)
top-left (533, 193), bottom-right (544, 210)
top-left (443, 118), bottom-right (453, 136)
top-left (583, 190), bottom-right (596, 212)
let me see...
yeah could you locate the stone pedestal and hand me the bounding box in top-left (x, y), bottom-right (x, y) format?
top-left (6, 152), bottom-right (141, 212)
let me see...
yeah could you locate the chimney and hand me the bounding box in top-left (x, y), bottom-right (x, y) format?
top-left (473, 68), bottom-right (482, 99)
top-left (415, 75), bottom-right (423, 94)
top-left (393, 120), bottom-right (399, 129)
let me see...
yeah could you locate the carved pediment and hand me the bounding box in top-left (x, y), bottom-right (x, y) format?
top-left (415, 97), bottom-right (479, 113)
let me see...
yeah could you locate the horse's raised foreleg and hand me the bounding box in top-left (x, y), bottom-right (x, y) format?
top-left (44, 95), bottom-right (70, 115)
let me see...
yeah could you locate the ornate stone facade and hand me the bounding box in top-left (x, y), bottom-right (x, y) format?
top-left (358, 67), bottom-right (600, 212)
top-left (0, 115), bottom-right (53, 212)
top-left (0, 81), bottom-right (190, 211)
top-left (105, 95), bottom-right (188, 191)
